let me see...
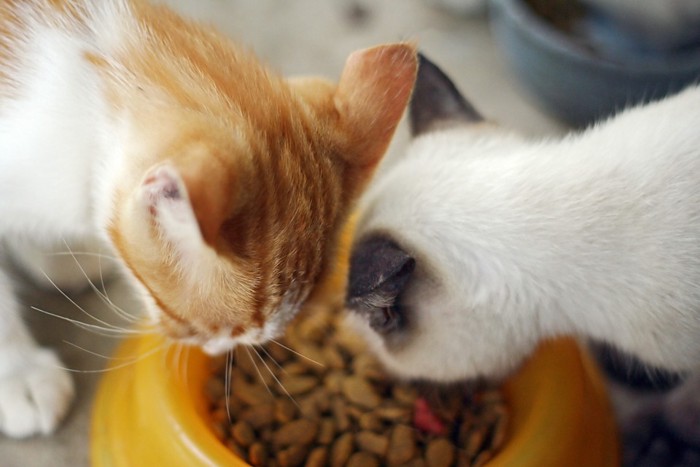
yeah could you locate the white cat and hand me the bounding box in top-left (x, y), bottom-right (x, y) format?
top-left (346, 54), bottom-right (700, 462)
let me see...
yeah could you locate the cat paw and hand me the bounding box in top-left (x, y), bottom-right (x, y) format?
top-left (0, 349), bottom-right (75, 438)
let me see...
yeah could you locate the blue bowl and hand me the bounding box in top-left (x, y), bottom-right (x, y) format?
top-left (489, 0), bottom-right (700, 126)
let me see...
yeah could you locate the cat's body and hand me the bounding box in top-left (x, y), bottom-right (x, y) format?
top-left (346, 55), bottom-right (700, 461)
top-left (0, 0), bottom-right (417, 437)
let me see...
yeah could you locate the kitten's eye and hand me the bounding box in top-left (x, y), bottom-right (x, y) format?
top-left (377, 306), bottom-right (403, 334)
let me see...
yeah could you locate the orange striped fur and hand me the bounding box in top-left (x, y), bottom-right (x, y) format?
top-left (1, 0), bottom-right (417, 350)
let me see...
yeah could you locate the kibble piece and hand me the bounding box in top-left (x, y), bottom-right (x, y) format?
top-left (305, 446), bottom-right (328, 467)
top-left (323, 371), bottom-right (345, 394)
top-left (387, 424), bottom-right (418, 465)
top-left (392, 385), bottom-right (419, 406)
top-left (232, 378), bottom-right (273, 406)
top-left (358, 412), bottom-right (382, 432)
top-left (278, 444), bottom-right (308, 467)
top-left (356, 431), bottom-right (389, 457)
top-left (317, 418), bottom-right (336, 445)
top-left (240, 403), bottom-right (275, 429)
top-left (426, 438), bottom-right (455, 467)
top-left (330, 433), bottom-right (354, 467)
top-left (465, 424), bottom-right (488, 457)
top-left (331, 397), bottom-right (351, 431)
top-left (274, 419), bottom-right (319, 447)
top-left (322, 346), bottom-right (346, 369)
top-left (347, 451), bottom-right (380, 467)
top-left (283, 361), bottom-right (311, 376)
top-left (231, 420), bottom-right (255, 447)
top-left (224, 439), bottom-right (247, 460)
top-left (403, 459), bottom-right (428, 467)
top-left (280, 375), bottom-right (318, 396)
top-left (275, 398), bottom-right (298, 424)
top-left (472, 450), bottom-right (493, 467)
top-left (249, 443), bottom-right (268, 466)
top-left (342, 375), bottom-right (381, 409)
top-left (375, 404), bottom-right (411, 423)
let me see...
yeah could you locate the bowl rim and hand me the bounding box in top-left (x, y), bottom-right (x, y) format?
top-left (490, 0), bottom-right (700, 74)
top-left (91, 334), bottom-right (620, 466)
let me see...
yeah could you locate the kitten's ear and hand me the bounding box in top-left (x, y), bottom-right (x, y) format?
top-left (409, 53), bottom-right (482, 136)
top-left (335, 43), bottom-right (418, 170)
top-left (140, 159), bottom-right (236, 250)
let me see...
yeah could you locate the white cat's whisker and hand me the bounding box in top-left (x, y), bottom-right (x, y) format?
top-left (270, 339), bottom-right (324, 368)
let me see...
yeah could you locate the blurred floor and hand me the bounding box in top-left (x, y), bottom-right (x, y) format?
top-left (0, 1), bottom-right (562, 466)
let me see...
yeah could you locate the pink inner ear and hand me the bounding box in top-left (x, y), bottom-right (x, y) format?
top-left (141, 164), bottom-right (187, 216)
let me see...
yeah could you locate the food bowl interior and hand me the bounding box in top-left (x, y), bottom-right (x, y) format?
top-left (489, 0), bottom-right (700, 126)
top-left (91, 218), bottom-right (619, 466)
top-left (91, 333), bottom-right (619, 466)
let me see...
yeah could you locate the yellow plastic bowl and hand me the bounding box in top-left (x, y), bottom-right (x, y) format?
top-left (91, 220), bottom-right (620, 465)
top-left (91, 334), bottom-right (619, 466)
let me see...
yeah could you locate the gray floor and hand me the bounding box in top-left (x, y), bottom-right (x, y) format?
top-left (0, 1), bottom-right (563, 466)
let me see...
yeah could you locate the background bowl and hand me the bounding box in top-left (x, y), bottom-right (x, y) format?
top-left (489, 0), bottom-right (700, 126)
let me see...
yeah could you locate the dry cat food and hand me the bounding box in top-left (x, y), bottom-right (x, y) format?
top-left (205, 309), bottom-right (508, 466)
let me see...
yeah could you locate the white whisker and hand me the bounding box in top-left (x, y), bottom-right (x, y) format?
top-left (30, 306), bottom-right (151, 337)
top-left (251, 345), bottom-right (299, 408)
top-left (246, 346), bottom-right (273, 396)
top-left (52, 343), bottom-right (164, 374)
top-left (62, 340), bottom-right (138, 360)
top-left (48, 251), bottom-right (119, 261)
top-left (38, 266), bottom-right (125, 331)
top-left (270, 339), bottom-right (324, 367)
top-left (225, 349), bottom-right (233, 424)
top-left (61, 240), bottom-right (140, 324)
top-left (258, 344), bottom-right (286, 375)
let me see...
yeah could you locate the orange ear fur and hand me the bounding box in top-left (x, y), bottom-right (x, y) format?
top-left (335, 43), bottom-right (418, 169)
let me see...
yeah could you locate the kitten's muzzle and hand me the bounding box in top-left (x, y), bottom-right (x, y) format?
top-left (346, 235), bottom-right (415, 334)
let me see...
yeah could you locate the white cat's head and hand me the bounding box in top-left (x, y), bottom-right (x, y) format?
top-left (345, 54), bottom-right (540, 383)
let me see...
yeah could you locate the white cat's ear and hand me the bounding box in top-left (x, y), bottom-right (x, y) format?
top-left (409, 53), bottom-right (482, 136)
top-left (335, 43), bottom-right (418, 170)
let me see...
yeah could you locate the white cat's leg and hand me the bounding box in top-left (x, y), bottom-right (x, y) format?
top-left (5, 236), bottom-right (116, 293)
top-left (0, 266), bottom-right (74, 438)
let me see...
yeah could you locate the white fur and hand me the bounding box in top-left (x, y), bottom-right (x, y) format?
top-left (352, 85), bottom-right (700, 382)
top-left (0, 1), bottom-right (196, 438)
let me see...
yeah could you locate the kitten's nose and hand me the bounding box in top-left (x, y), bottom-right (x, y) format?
top-left (346, 235), bottom-right (415, 333)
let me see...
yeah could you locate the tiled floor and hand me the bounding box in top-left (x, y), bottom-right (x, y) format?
top-left (0, 1), bottom-right (562, 465)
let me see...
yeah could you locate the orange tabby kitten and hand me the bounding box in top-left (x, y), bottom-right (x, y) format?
top-left (0, 0), bottom-right (416, 437)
